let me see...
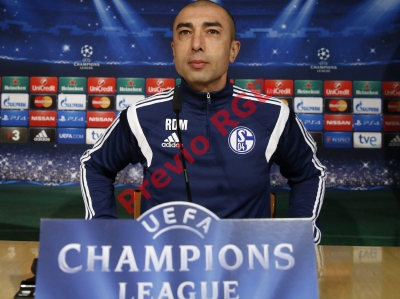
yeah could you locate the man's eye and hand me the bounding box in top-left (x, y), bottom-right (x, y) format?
top-left (180, 30), bottom-right (191, 35)
top-left (208, 29), bottom-right (219, 34)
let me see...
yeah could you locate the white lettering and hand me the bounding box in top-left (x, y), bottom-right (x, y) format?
top-left (58, 243), bottom-right (82, 274)
top-left (86, 245), bottom-right (111, 272)
top-left (144, 245), bottom-right (174, 272)
top-left (274, 244), bottom-right (295, 270)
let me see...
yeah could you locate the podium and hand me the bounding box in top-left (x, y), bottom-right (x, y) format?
top-left (35, 202), bottom-right (318, 298)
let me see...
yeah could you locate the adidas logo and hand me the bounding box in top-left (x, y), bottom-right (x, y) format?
top-left (162, 132), bottom-right (180, 148)
top-left (388, 135), bottom-right (400, 147)
top-left (34, 130), bottom-right (51, 142)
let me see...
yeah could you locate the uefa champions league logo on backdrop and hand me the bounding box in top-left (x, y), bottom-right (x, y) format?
top-left (81, 45), bottom-right (93, 58)
top-left (317, 48), bottom-right (330, 61)
top-left (310, 47), bottom-right (337, 73)
top-left (73, 45), bottom-right (100, 70)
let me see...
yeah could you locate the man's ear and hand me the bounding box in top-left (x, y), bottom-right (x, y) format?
top-left (229, 40), bottom-right (241, 63)
top-left (171, 41), bottom-right (175, 61)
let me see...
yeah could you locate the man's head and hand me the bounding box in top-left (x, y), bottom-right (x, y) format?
top-left (171, 0), bottom-right (241, 92)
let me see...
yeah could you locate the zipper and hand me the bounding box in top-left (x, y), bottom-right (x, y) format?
top-left (206, 92), bottom-right (211, 149)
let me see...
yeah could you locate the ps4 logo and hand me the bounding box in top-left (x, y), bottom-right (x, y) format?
top-left (10, 116), bottom-right (27, 121)
top-left (2, 115), bottom-right (27, 121)
top-left (354, 120), bottom-right (380, 126)
top-left (59, 115), bottom-right (85, 122)
top-left (304, 120), bottom-right (322, 125)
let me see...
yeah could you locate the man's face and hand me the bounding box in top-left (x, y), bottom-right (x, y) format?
top-left (171, 4), bottom-right (240, 92)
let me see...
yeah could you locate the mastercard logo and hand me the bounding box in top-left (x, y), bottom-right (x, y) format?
top-left (329, 100), bottom-right (347, 112)
top-left (388, 101), bottom-right (400, 113)
top-left (92, 96), bottom-right (111, 109)
top-left (34, 96), bottom-right (53, 108)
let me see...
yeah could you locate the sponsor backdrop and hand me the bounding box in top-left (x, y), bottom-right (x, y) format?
top-left (0, 0), bottom-right (399, 191)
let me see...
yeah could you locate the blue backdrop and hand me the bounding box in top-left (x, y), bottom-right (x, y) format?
top-left (0, 0), bottom-right (399, 190)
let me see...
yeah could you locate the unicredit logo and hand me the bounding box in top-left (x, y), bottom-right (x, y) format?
top-left (89, 86), bottom-right (114, 92)
top-left (384, 90), bottom-right (400, 97)
top-left (267, 88), bottom-right (291, 95)
top-left (325, 89), bottom-right (350, 96)
top-left (149, 86), bottom-right (170, 93)
top-left (31, 85), bottom-right (56, 92)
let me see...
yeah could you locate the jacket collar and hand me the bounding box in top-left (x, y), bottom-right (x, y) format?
top-left (179, 77), bottom-right (233, 109)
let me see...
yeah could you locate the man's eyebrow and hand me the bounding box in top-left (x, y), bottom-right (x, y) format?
top-left (175, 22), bottom-right (193, 30)
top-left (175, 21), bottom-right (223, 30)
top-left (203, 21), bottom-right (222, 28)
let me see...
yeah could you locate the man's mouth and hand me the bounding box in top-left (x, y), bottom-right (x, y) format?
top-left (189, 60), bottom-right (208, 69)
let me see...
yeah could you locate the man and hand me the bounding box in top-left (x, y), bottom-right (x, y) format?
top-left (80, 0), bottom-right (326, 244)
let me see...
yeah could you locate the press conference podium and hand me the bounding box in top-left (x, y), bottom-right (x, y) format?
top-left (32, 201), bottom-right (318, 299)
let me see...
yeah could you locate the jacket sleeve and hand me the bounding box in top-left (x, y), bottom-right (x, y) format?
top-left (80, 108), bottom-right (143, 219)
top-left (272, 108), bottom-right (327, 244)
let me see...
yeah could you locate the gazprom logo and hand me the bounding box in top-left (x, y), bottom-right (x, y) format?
top-left (228, 126), bottom-right (256, 154)
top-left (1, 93), bottom-right (29, 109)
top-left (116, 95), bottom-right (145, 111)
top-left (58, 94), bottom-right (86, 110)
top-left (294, 97), bottom-right (323, 114)
top-left (353, 98), bottom-right (381, 114)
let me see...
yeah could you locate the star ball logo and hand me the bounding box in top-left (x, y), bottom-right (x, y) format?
top-left (81, 45), bottom-right (93, 58)
top-left (310, 47), bottom-right (337, 73)
top-left (228, 126), bottom-right (256, 154)
top-left (317, 48), bottom-right (330, 61)
top-left (74, 45), bottom-right (100, 70)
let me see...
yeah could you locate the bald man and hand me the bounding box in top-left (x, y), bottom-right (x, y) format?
top-left (81, 0), bottom-right (326, 244)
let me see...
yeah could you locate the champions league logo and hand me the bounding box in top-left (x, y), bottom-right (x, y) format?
top-left (317, 48), bottom-right (330, 61)
top-left (310, 47), bottom-right (337, 73)
top-left (74, 44), bottom-right (100, 70)
top-left (81, 45), bottom-right (93, 58)
top-left (228, 126), bottom-right (256, 154)
top-left (138, 202), bottom-right (218, 239)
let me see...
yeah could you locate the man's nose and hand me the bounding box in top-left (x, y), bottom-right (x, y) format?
top-left (191, 31), bottom-right (204, 52)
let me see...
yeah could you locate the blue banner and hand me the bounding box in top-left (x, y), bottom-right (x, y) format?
top-left (36, 202), bottom-right (318, 299)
